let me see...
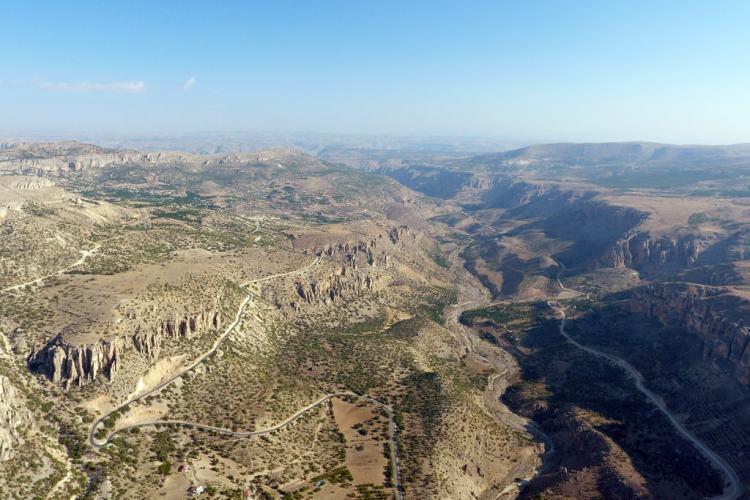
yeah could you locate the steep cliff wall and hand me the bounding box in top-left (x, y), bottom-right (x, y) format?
top-left (0, 153), bottom-right (181, 177)
top-left (377, 166), bottom-right (475, 199)
top-left (28, 335), bottom-right (126, 388)
top-left (509, 196), bottom-right (647, 268)
top-left (473, 178), bottom-right (557, 210)
top-left (28, 307), bottom-right (223, 389)
top-left (601, 232), bottom-right (715, 272)
top-left (466, 177), bottom-right (722, 278)
top-left (0, 143), bottom-right (310, 178)
top-left (134, 309), bottom-right (222, 358)
top-left (294, 271), bottom-right (378, 308)
top-left (286, 225), bottom-right (419, 309)
top-left (472, 179), bottom-right (650, 268)
top-left (0, 375), bottom-right (30, 461)
top-left (628, 283), bottom-right (750, 384)
top-left (316, 239), bottom-right (388, 269)
top-left (293, 236), bottom-right (386, 308)
top-left (0, 143), bottom-right (190, 177)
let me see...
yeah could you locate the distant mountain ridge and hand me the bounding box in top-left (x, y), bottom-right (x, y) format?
top-left (473, 141), bottom-right (750, 167)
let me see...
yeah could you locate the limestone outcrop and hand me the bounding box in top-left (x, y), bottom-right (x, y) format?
top-left (601, 232), bottom-right (714, 271)
top-left (388, 225), bottom-right (411, 244)
top-left (0, 142), bottom-right (309, 179)
top-left (299, 225), bottom-right (415, 269)
top-left (28, 334), bottom-right (126, 389)
top-left (294, 272), bottom-right (378, 308)
top-left (7, 178), bottom-right (55, 190)
top-left (628, 283), bottom-right (750, 385)
top-left (29, 308), bottom-right (223, 388)
top-left (0, 142), bottom-right (190, 177)
top-left (317, 240), bottom-right (386, 269)
top-left (135, 309), bottom-right (221, 358)
top-left (0, 375), bottom-right (29, 461)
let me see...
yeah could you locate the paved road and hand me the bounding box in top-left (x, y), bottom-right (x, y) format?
top-left (455, 219), bottom-right (741, 498)
top-left (550, 265), bottom-right (741, 500)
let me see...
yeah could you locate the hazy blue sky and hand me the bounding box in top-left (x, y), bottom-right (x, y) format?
top-left (2, 1), bottom-right (749, 143)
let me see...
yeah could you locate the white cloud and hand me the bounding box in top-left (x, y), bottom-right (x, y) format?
top-left (183, 76), bottom-right (197, 91)
top-left (39, 81), bottom-right (146, 93)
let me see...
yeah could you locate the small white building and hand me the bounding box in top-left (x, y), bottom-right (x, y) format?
top-left (189, 485), bottom-right (205, 496)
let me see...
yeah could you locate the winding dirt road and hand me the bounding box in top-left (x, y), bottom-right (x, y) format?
top-left (96, 392), bottom-right (404, 499)
top-left (2, 233), bottom-right (129, 294)
top-left (87, 255), bottom-right (404, 498)
top-left (550, 265), bottom-right (741, 500)
top-left (88, 256), bottom-right (320, 449)
top-left (1, 242), bottom-right (101, 293)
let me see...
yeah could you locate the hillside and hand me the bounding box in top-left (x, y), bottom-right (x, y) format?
top-left (1, 141), bottom-right (750, 498)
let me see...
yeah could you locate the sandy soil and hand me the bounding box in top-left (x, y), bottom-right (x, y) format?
top-left (331, 398), bottom-right (388, 486)
top-left (150, 473), bottom-right (191, 500)
top-left (115, 400), bottom-right (169, 429)
top-left (131, 354), bottom-right (189, 398)
top-left (191, 454), bottom-right (242, 489)
top-left (80, 394), bottom-right (114, 416)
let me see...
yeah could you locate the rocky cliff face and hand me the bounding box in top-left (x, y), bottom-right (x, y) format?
top-left (0, 143), bottom-right (190, 177)
top-left (388, 224), bottom-right (411, 245)
top-left (133, 309), bottom-right (222, 359)
top-left (628, 283), bottom-right (750, 385)
top-left (297, 225), bottom-right (416, 271)
top-left (288, 226), bottom-right (412, 309)
top-left (601, 232), bottom-right (714, 272)
top-left (316, 239), bottom-right (388, 269)
top-left (294, 271), bottom-right (378, 308)
top-left (470, 178), bottom-right (554, 210)
top-left (0, 375), bottom-right (30, 461)
top-left (29, 307), bottom-right (223, 389)
top-left (476, 179), bottom-right (648, 254)
top-left (6, 177), bottom-right (55, 190)
top-left (498, 191), bottom-right (648, 268)
top-left (0, 152), bottom-right (171, 177)
top-left (0, 142), bottom-right (309, 178)
top-left (371, 166), bottom-right (476, 199)
top-left (28, 334), bottom-right (126, 389)
top-left (482, 179), bottom-right (721, 275)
